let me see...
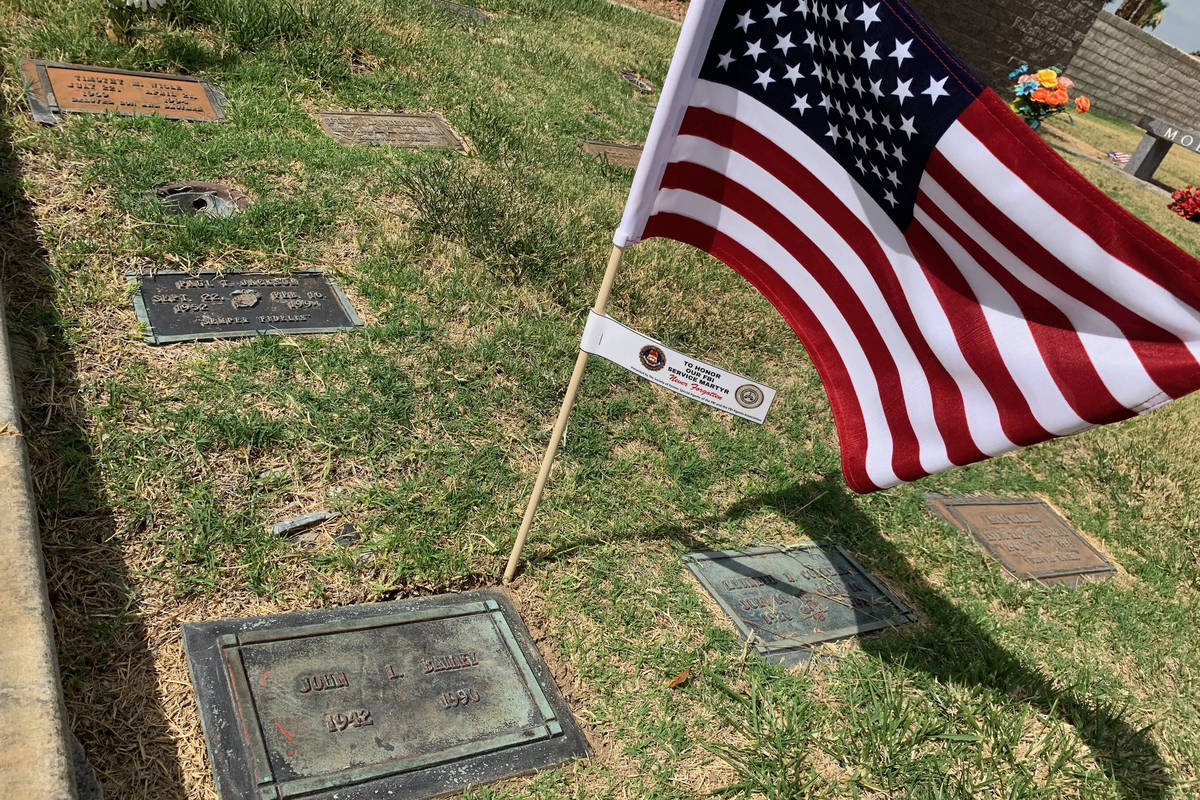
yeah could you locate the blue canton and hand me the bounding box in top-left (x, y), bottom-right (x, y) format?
top-left (698, 0), bottom-right (983, 229)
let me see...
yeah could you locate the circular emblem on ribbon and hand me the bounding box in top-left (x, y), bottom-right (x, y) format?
top-left (638, 345), bottom-right (666, 371)
top-left (735, 383), bottom-right (764, 409)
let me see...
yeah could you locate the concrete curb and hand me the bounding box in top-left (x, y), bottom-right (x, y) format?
top-left (0, 285), bottom-right (78, 798)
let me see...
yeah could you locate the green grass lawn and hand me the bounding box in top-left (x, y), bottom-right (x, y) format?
top-left (2, 1), bottom-right (1200, 798)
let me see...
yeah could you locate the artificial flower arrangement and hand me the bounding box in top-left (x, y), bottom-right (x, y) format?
top-left (1009, 65), bottom-right (1090, 128)
top-left (1168, 186), bottom-right (1200, 222)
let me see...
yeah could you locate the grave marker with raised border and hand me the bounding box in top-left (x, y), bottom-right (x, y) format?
top-left (20, 59), bottom-right (226, 124)
top-left (183, 591), bottom-right (588, 800)
top-left (926, 494), bottom-right (1115, 585)
top-left (684, 543), bottom-right (916, 666)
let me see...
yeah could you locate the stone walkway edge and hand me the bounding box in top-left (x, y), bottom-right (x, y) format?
top-left (0, 290), bottom-right (78, 798)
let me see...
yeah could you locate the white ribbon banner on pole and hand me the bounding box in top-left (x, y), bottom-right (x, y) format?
top-left (579, 311), bottom-right (777, 424)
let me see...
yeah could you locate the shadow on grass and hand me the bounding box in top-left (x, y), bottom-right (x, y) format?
top-left (530, 474), bottom-right (1170, 799)
top-left (0, 75), bottom-right (189, 797)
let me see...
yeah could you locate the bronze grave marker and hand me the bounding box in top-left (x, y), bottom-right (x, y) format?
top-left (129, 270), bottom-right (361, 345)
top-left (20, 59), bottom-right (226, 124)
top-left (925, 494), bottom-right (1115, 585)
top-left (316, 111), bottom-right (466, 150)
top-left (582, 140), bottom-right (643, 169)
top-left (684, 543), bottom-right (916, 666)
top-left (183, 591), bottom-right (588, 800)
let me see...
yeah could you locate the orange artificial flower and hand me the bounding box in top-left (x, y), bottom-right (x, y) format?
top-left (1031, 87), bottom-right (1051, 104)
top-left (1075, 96), bottom-right (1091, 113)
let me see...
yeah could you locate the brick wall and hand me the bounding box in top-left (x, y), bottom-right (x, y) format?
top-left (1068, 11), bottom-right (1200, 130)
top-left (908, 0), bottom-right (1106, 92)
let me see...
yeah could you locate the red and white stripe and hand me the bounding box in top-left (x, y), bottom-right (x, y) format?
top-left (617, 79), bottom-right (1200, 491)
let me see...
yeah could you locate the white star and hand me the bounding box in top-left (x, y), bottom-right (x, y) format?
top-left (754, 68), bottom-right (775, 89)
top-left (765, 2), bottom-right (786, 24)
top-left (885, 168), bottom-right (899, 186)
top-left (868, 78), bottom-right (885, 99)
top-left (841, 40), bottom-right (855, 60)
top-left (792, 93), bottom-right (811, 113)
top-left (826, 122), bottom-right (842, 143)
top-left (795, 0), bottom-right (811, 17)
top-left (861, 41), bottom-right (880, 66)
top-left (892, 77), bottom-right (913, 104)
top-left (870, 161), bottom-right (882, 178)
top-left (923, 76), bottom-right (950, 104)
top-left (891, 143), bottom-right (906, 163)
top-left (855, 156), bottom-right (866, 173)
top-left (745, 40), bottom-right (765, 60)
top-left (818, 93), bottom-right (833, 111)
top-left (883, 189), bottom-right (897, 206)
top-left (812, 63), bottom-right (827, 83)
top-left (857, 2), bottom-right (880, 29)
top-left (716, 51), bottom-right (735, 69)
top-left (846, 104), bottom-right (860, 121)
top-left (735, 10), bottom-right (755, 31)
top-left (874, 138), bottom-right (888, 157)
top-left (775, 33), bottom-right (795, 55)
top-left (855, 131), bottom-right (867, 150)
top-left (834, 4), bottom-right (848, 25)
top-left (863, 108), bottom-right (877, 127)
top-left (890, 39), bottom-right (913, 67)
top-left (879, 114), bottom-right (895, 134)
top-left (899, 115), bottom-right (917, 137)
top-left (783, 63), bottom-right (804, 85)
top-left (851, 76), bottom-right (865, 95)
top-left (803, 31), bottom-right (818, 48)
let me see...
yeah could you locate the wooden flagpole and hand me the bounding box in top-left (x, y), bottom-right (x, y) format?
top-left (503, 244), bottom-right (626, 583)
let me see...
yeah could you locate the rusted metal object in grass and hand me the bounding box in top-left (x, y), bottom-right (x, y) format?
top-left (619, 69), bottom-right (655, 93)
top-left (271, 511), bottom-right (336, 538)
top-left (182, 591), bottom-right (588, 800)
top-left (153, 181), bottom-right (248, 218)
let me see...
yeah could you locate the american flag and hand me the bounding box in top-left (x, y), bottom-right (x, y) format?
top-left (614, 0), bottom-right (1200, 492)
top-left (1108, 151), bottom-right (1131, 165)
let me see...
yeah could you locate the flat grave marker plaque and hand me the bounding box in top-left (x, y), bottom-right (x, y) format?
top-left (20, 59), bottom-right (226, 124)
top-left (129, 270), bottom-right (361, 345)
top-left (925, 494), bottom-right (1115, 586)
top-left (183, 591), bottom-right (588, 800)
top-left (582, 139), bottom-right (643, 168)
top-left (316, 111), bottom-right (466, 150)
top-left (684, 543), bottom-right (916, 666)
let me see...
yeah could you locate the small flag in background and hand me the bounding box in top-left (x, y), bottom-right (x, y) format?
top-left (615, 0), bottom-right (1200, 492)
top-left (1108, 151), bottom-right (1131, 165)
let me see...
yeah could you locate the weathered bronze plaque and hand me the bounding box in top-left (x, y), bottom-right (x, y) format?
top-left (684, 543), bottom-right (915, 666)
top-left (582, 140), bottom-right (643, 169)
top-left (20, 59), bottom-right (226, 125)
top-left (926, 494), bottom-right (1115, 586)
top-left (183, 591), bottom-right (587, 800)
top-left (129, 270), bottom-right (361, 345)
top-left (316, 112), bottom-right (466, 150)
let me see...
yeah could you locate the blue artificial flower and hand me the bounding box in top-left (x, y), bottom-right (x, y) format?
top-left (1008, 65), bottom-right (1029, 79)
top-left (1016, 82), bottom-right (1038, 96)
